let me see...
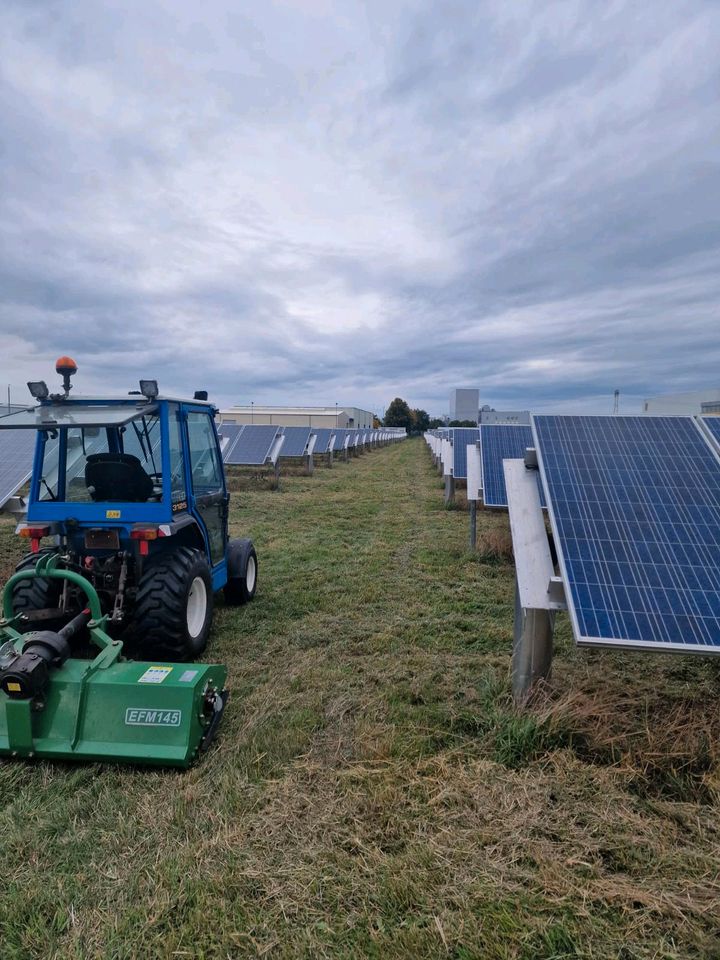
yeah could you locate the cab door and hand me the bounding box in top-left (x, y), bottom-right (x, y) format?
top-left (185, 410), bottom-right (227, 565)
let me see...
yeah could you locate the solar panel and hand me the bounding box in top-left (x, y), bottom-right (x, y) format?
top-left (224, 425), bottom-right (280, 466)
top-left (0, 430), bottom-right (36, 507)
top-left (218, 423), bottom-right (244, 455)
top-left (700, 416), bottom-right (720, 449)
top-left (279, 427), bottom-right (312, 458)
top-left (534, 414), bottom-right (720, 654)
top-left (451, 428), bottom-right (480, 479)
top-left (481, 424), bottom-right (546, 508)
top-left (312, 428), bottom-right (334, 453)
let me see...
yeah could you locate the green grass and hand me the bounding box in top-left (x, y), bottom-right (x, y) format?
top-left (1, 439), bottom-right (719, 959)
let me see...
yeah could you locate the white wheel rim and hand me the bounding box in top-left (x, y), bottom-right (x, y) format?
top-left (245, 556), bottom-right (256, 593)
top-left (186, 576), bottom-right (207, 638)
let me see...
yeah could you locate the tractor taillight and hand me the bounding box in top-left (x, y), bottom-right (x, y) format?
top-left (130, 527), bottom-right (166, 556)
top-left (17, 525), bottom-right (50, 553)
top-left (130, 528), bottom-right (160, 540)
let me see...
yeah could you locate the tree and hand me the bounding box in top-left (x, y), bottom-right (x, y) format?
top-left (449, 419), bottom-right (477, 427)
top-left (384, 397), bottom-right (414, 430)
top-left (428, 418), bottom-right (444, 429)
top-left (412, 408), bottom-right (430, 432)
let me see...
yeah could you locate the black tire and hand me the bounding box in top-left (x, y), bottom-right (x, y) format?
top-left (224, 538), bottom-right (258, 605)
top-left (133, 547), bottom-right (214, 661)
top-left (11, 550), bottom-right (63, 632)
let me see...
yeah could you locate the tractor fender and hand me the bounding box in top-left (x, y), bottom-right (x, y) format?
top-left (145, 515), bottom-right (207, 563)
top-left (226, 538), bottom-right (255, 579)
top-left (165, 515), bottom-right (206, 550)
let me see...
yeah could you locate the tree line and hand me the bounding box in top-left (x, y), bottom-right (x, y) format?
top-left (382, 397), bottom-right (445, 433)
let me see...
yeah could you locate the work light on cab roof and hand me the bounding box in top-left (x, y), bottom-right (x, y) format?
top-left (27, 354), bottom-right (78, 401)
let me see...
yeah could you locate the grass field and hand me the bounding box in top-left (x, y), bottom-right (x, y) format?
top-left (1, 438), bottom-right (719, 959)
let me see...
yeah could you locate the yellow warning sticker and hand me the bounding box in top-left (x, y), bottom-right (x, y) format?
top-left (138, 666), bottom-right (173, 684)
top-left (106, 510), bottom-right (121, 519)
top-left (7, 682), bottom-right (21, 692)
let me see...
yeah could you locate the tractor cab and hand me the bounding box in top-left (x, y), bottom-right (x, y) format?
top-left (4, 369), bottom-right (228, 578)
top-left (0, 359), bottom-right (258, 767)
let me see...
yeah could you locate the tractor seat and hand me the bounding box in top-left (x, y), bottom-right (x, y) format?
top-left (85, 453), bottom-right (154, 503)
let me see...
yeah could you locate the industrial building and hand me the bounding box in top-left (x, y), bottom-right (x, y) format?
top-left (449, 388), bottom-right (479, 423)
top-left (479, 408), bottom-right (530, 425)
top-left (218, 405), bottom-right (375, 428)
top-left (642, 389), bottom-right (720, 415)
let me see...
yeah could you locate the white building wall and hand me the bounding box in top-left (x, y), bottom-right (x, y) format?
top-left (218, 405), bottom-right (373, 427)
top-left (480, 409), bottom-right (531, 425)
top-left (643, 389), bottom-right (720, 415)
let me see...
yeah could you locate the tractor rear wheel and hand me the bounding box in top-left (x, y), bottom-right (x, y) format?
top-left (133, 547), bottom-right (214, 661)
top-left (11, 550), bottom-right (63, 632)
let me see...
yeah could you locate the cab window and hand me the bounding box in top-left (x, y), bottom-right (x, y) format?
top-left (38, 414), bottom-right (163, 503)
top-left (168, 411), bottom-right (186, 504)
top-left (187, 413), bottom-right (223, 494)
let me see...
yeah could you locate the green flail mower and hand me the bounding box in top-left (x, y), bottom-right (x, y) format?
top-left (0, 554), bottom-right (227, 768)
top-left (0, 358), bottom-right (259, 768)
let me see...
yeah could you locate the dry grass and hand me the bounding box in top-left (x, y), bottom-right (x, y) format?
top-left (474, 523), bottom-right (514, 563)
top-left (0, 440), bottom-right (719, 958)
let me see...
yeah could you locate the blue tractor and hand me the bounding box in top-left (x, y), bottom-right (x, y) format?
top-left (3, 357), bottom-right (257, 662)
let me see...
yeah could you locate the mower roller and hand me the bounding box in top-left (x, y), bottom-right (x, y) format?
top-left (0, 358), bottom-right (258, 768)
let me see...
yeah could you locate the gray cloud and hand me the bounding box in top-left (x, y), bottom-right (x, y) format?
top-left (1, 0), bottom-right (719, 418)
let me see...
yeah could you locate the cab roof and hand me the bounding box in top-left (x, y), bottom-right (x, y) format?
top-left (0, 395), bottom-right (215, 430)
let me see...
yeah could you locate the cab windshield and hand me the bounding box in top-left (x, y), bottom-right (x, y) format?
top-left (38, 414), bottom-right (163, 503)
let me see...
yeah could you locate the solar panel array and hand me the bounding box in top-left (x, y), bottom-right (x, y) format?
top-left (218, 424), bottom-right (400, 468)
top-left (534, 415), bottom-right (720, 654)
top-left (279, 427), bottom-right (312, 458)
top-left (480, 424), bottom-right (546, 509)
top-left (0, 430), bottom-right (36, 508)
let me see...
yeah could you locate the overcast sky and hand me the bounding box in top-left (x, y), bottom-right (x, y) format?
top-left (1, 0), bottom-right (719, 417)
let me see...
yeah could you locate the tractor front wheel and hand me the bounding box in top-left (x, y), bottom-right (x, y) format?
top-left (133, 548), bottom-right (214, 661)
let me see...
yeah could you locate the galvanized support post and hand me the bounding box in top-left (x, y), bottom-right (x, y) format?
top-left (469, 499), bottom-right (477, 550)
top-left (511, 577), bottom-right (554, 701)
top-left (306, 453), bottom-right (314, 476)
top-left (444, 473), bottom-right (455, 504)
top-left (274, 463), bottom-right (281, 491)
top-left (327, 449), bottom-right (333, 468)
top-left (503, 458), bottom-right (565, 703)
